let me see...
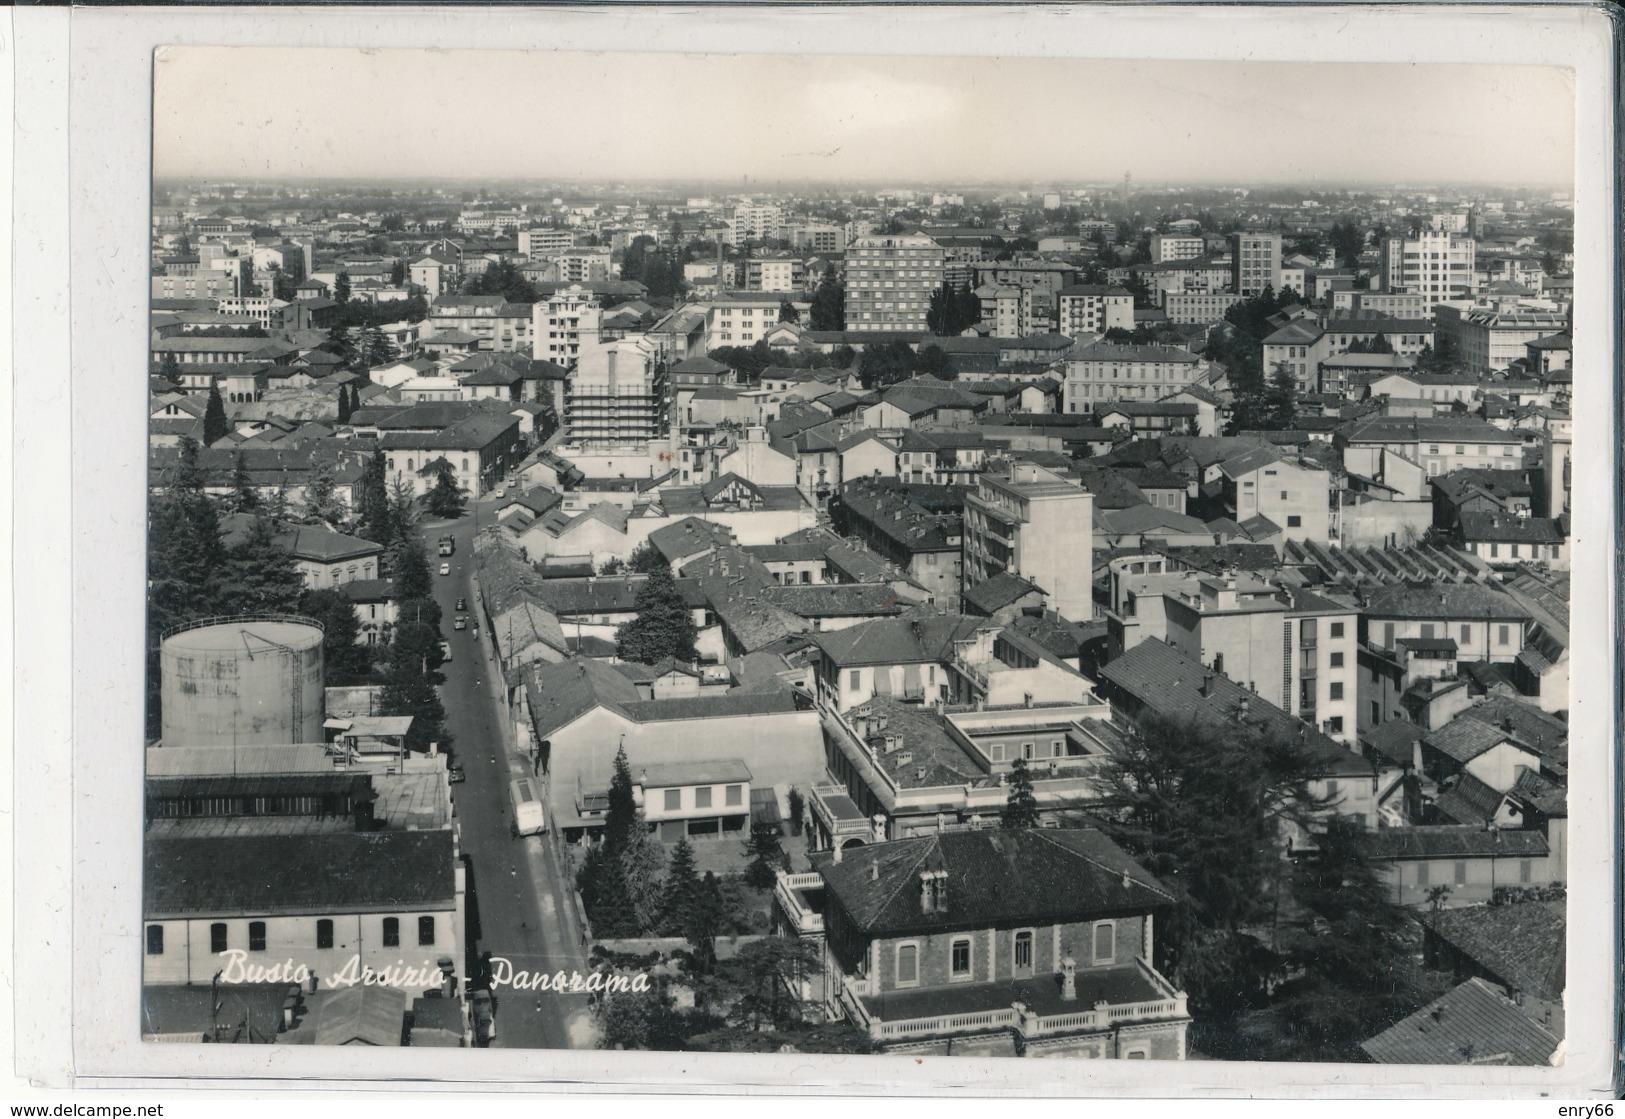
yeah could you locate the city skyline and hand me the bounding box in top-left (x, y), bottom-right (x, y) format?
top-left (154, 49), bottom-right (1575, 188)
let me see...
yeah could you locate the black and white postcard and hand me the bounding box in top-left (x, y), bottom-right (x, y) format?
top-left (14, 2), bottom-right (1619, 1099)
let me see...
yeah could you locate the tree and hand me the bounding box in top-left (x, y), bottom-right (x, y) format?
top-left (425, 459), bottom-right (466, 520)
top-left (1329, 221), bottom-right (1367, 269)
top-left (786, 787), bottom-right (805, 837)
top-left (778, 299), bottom-right (800, 324)
top-left (856, 339), bottom-right (919, 390)
top-left (390, 260), bottom-right (406, 286)
top-left (228, 451), bottom-right (259, 513)
top-left (1263, 362), bottom-right (1300, 430)
top-left (336, 382), bottom-right (354, 424)
top-left (742, 819), bottom-right (784, 890)
top-left (597, 986), bottom-right (687, 1050)
top-left (809, 263), bottom-right (846, 332)
top-left (359, 325), bottom-right (397, 368)
top-left (379, 618), bottom-right (447, 752)
top-left (603, 745), bottom-right (640, 854)
top-left (158, 352), bottom-right (183, 387)
top-left (626, 539), bottom-right (667, 574)
top-left (1100, 713), bottom-right (1325, 1015)
top-left (216, 513), bottom-right (304, 616)
top-left (614, 564), bottom-right (698, 664)
top-left (915, 344), bottom-right (953, 380)
top-left (576, 841), bottom-right (640, 938)
top-left (1002, 756), bottom-right (1040, 829)
top-left (713, 937), bottom-right (825, 1032)
top-left (387, 476), bottom-right (420, 541)
top-left (335, 271), bottom-right (351, 304)
top-left (687, 872), bottom-right (725, 974)
top-left (301, 462), bottom-right (348, 527)
top-left (202, 383), bottom-right (229, 446)
top-left (659, 837), bottom-right (702, 937)
top-left (387, 525), bottom-right (432, 602)
top-left (622, 818), bottom-right (667, 933)
top-left (298, 587), bottom-right (372, 685)
top-left (1272, 818), bottom-right (1447, 1061)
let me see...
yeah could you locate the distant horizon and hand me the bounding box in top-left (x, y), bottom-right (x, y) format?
top-left (154, 49), bottom-right (1575, 188)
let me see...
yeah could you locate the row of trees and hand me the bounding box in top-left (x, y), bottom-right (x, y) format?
top-left (856, 339), bottom-right (951, 389)
top-left (926, 283), bottom-right (981, 336)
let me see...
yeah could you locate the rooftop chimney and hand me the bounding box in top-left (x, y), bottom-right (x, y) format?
top-left (1237, 696), bottom-right (1250, 720)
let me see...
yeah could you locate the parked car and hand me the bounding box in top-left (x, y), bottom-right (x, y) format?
top-left (439, 562), bottom-right (451, 576)
top-left (440, 641), bottom-right (452, 661)
top-left (454, 616), bottom-right (467, 631)
top-left (448, 763), bottom-right (465, 785)
top-left (455, 597), bottom-right (468, 612)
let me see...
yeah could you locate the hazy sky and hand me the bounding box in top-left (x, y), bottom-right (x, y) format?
top-left (154, 49), bottom-right (1574, 187)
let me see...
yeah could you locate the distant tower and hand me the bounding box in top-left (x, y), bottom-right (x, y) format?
top-left (1121, 172), bottom-right (1133, 205)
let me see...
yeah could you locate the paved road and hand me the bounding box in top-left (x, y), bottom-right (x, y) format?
top-left (422, 500), bottom-right (595, 1050)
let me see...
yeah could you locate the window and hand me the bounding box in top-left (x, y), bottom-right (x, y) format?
top-left (696, 787), bottom-right (713, 809)
top-left (1330, 622), bottom-right (1344, 638)
top-left (1014, 930), bottom-right (1034, 973)
top-left (1093, 921), bottom-right (1115, 964)
top-left (1461, 624), bottom-right (1472, 643)
top-left (664, 789), bottom-right (681, 812)
top-left (1022, 742), bottom-right (1035, 760)
top-left (1287, 515), bottom-right (1302, 528)
top-left (1383, 622), bottom-right (1395, 647)
top-left (1329, 652), bottom-right (1344, 668)
top-left (317, 919), bottom-right (334, 949)
top-left (1417, 862), bottom-right (1430, 887)
top-left (382, 918), bottom-right (399, 948)
top-left (1327, 716), bottom-right (1344, 735)
top-left (989, 744), bottom-right (1005, 762)
top-left (725, 785), bottom-right (743, 807)
top-left (896, 943), bottom-right (919, 986)
top-left (1280, 491), bottom-right (1289, 501)
top-left (848, 671), bottom-right (862, 691)
top-left (418, 916), bottom-right (436, 946)
top-left (1419, 623), bottom-right (1435, 639)
top-left (1052, 740), bottom-right (1065, 758)
top-left (146, 926), bottom-right (164, 955)
top-left (950, 938), bottom-right (972, 979)
top-left (1498, 625), bottom-right (1510, 646)
top-left (1454, 862), bottom-right (1468, 886)
top-left (249, 921), bottom-right (266, 952)
top-left (1520, 860), bottom-right (1533, 884)
top-left (1329, 682), bottom-right (1344, 701)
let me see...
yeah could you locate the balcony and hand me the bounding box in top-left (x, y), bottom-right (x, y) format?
top-left (838, 958), bottom-right (1188, 1044)
top-left (774, 871), bottom-right (827, 935)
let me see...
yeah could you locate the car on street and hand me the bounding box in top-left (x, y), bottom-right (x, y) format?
top-left (439, 562), bottom-right (451, 576)
top-left (454, 616), bottom-right (467, 631)
top-left (455, 597), bottom-right (468, 612)
top-left (495, 487), bottom-right (507, 498)
top-left (448, 763), bottom-right (465, 784)
top-left (440, 640), bottom-right (453, 661)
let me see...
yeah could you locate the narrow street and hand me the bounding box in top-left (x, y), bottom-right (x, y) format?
top-left (420, 498), bottom-right (595, 1050)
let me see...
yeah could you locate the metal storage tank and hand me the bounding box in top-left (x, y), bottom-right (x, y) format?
top-left (160, 615), bottom-right (326, 749)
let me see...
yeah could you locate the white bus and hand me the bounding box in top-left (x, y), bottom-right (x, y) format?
top-left (509, 777), bottom-right (546, 837)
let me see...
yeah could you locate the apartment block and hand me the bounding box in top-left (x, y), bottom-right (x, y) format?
top-left (531, 284), bottom-right (602, 367)
top-left (1056, 284), bottom-right (1134, 336)
top-left (845, 233), bottom-right (947, 333)
top-left (1161, 292), bottom-right (1244, 324)
top-left (1230, 231), bottom-right (1283, 296)
top-left (1380, 232), bottom-right (1477, 302)
top-left (962, 462), bottom-right (1094, 621)
top-left (1150, 233), bottom-right (1206, 264)
top-left (519, 228), bottom-right (578, 259)
top-left (565, 336), bottom-right (668, 447)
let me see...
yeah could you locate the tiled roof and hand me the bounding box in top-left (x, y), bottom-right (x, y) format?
top-left (1068, 342), bottom-right (1200, 364)
top-left (1360, 978), bottom-right (1560, 1066)
top-left (1432, 772), bottom-right (1508, 825)
top-left (762, 583), bottom-right (905, 619)
top-left (962, 572), bottom-right (1044, 615)
top-left (144, 830), bottom-right (455, 918)
top-left (524, 656), bottom-right (643, 740)
top-left (812, 614), bottom-right (986, 669)
top-left (647, 516), bottom-right (736, 562)
top-left (1363, 582), bottom-right (1530, 622)
top-left (1508, 768), bottom-right (1566, 818)
top-left (1363, 718), bottom-right (1426, 768)
top-left (1098, 639), bottom-right (1368, 777)
top-left (1457, 513), bottom-right (1565, 545)
top-left (1430, 901), bottom-right (1565, 1003)
top-left (1425, 718), bottom-right (1521, 766)
top-left (1359, 826), bottom-right (1548, 860)
top-left (815, 828), bottom-right (1174, 937)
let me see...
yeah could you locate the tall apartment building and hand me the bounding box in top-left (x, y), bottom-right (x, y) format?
top-left (728, 202), bottom-right (782, 244)
top-left (1162, 292), bottom-right (1244, 324)
top-left (1150, 233), bottom-right (1206, 264)
top-left (746, 256), bottom-right (803, 293)
top-left (565, 336), bottom-right (668, 447)
top-left (530, 284), bottom-right (603, 368)
top-left (962, 462), bottom-right (1094, 621)
top-left (845, 232), bottom-right (946, 334)
top-left (789, 224), bottom-right (846, 253)
top-left (519, 228), bottom-right (578, 259)
top-left (1056, 285), bottom-right (1134, 336)
top-left (706, 293), bottom-right (785, 348)
top-left (1229, 232), bottom-right (1283, 297)
top-left (1379, 231), bottom-right (1476, 302)
top-left (556, 249), bottom-right (612, 284)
